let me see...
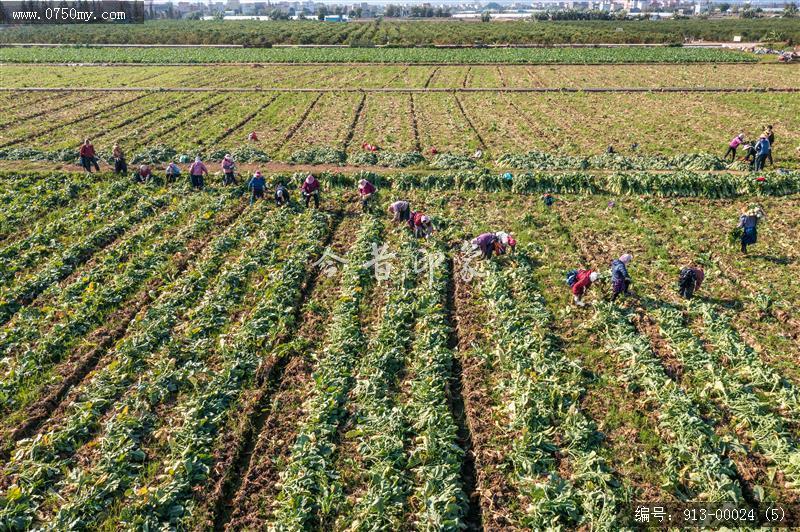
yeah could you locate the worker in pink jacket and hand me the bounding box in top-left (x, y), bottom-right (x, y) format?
top-left (725, 133), bottom-right (745, 161)
top-left (301, 174), bottom-right (320, 208)
top-left (358, 178), bottom-right (376, 212)
top-left (189, 157), bottom-right (208, 190)
top-left (221, 154), bottom-right (236, 186)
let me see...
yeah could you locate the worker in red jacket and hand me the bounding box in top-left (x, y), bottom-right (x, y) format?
top-left (79, 138), bottom-right (100, 173)
top-left (571, 269), bottom-right (599, 307)
top-left (358, 178), bottom-right (376, 212)
top-left (301, 174), bottom-right (320, 208)
top-left (408, 211), bottom-right (434, 239)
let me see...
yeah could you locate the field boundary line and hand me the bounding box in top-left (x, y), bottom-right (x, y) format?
top-left (342, 90), bottom-right (367, 152)
top-left (452, 92), bottom-right (486, 149)
top-left (211, 93), bottom-right (279, 145)
top-left (1, 61), bottom-right (783, 67)
top-left (277, 91), bottom-right (323, 150)
top-left (423, 66), bottom-right (440, 88)
top-left (409, 93), bottom-right (421, 152)
top-left (5, 86), bottom-right (799, 93)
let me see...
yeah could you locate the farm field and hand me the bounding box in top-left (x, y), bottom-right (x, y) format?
top-left (0, 88), bottom-right (797, 165)
top-left (4, 64), bottom-right (799, 89)
top-left (1, 172), bottom-right (800, 530)
top-left (2, 38), bottom-right (800, 530)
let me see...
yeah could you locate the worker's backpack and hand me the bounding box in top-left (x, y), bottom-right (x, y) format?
top-left (566, 269), bottom-right (580, 287)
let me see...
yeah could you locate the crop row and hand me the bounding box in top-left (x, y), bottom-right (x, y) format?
top-left (345, 232), bottom-right (421, 530)
top-left (593, 303), bottom-right (743, 501)
top-left (0, 172), bottom-right (115, 241)
top-left (0, 180), bottom-right (139, 288)
top-left (655, 305), bottom-right (800, 493)
top-left (0, 186), bottom-right (177, 326)
top-left (0, 46), bottom-right (758, 65)
top-left (5, 64), bottom-right (798, 91)
top-left (271, 168), bottom-right (800, 198)
top-left (2, 18), bottom-right (797, 46)
top-left (0, 198), bottom-right (296, 529)
top-left (41, 205), bottom-right (310, 529)
top-left (271, 215), bottom-right (382, 529)
top-left (478, 252), bottom-right (625, 527)
top-left (403, 245), bottom-right (467, 529)
top-left (124, 208), bottom-right (330, 529)
top-left (0, 190), bottom-right (231, 419)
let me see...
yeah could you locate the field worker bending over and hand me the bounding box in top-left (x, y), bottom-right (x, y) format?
top-left (301, 174), bottom-right (320, 208)
top-left (358, 178), bottom-right (376, 212)
top-left (134, 164), bottom-right (152, 184)
top-left (495, 232), bottom-right (517, 255)
top-left (189, 157), bottom-right (208, 190)
top-left (221, 154), bottom-right (236, 186)
top-left (275, 182), bottom-right (290, 207)
top-left (249, 171), bottom-right (266, 205)
top-left (248, 131), bottom-right (259, 142)
top-left (610, 254), bottom-right (633, 301)
top-left (738, 204), bottom-right (765, 254)
top-left (165, 161), bottom-right (181, 183)
top-left (568, 269), bottom-right (599, 307)
top-left (725, 133), bottom-right (745, 161)
top-left (388, 200), bottom-right (410, 222)
top-left (678, 265), bottom-right (705, 300)
top-left (408, 212), bottom-right (434, 239)
top-left (472, 232), bottom-right (498, 260)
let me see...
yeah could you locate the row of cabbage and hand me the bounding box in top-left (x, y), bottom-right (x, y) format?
top-left (0, 46), bottom-right (757, 64)
top-left (0, 203), bottom-right (327, 529)
top-left (31, 167), bottom-right (791, 198)
top-left (268, 169), bottom-right (800, 197)
top-left (476, 251), bottom-right (626, 528)
top-left (0, 190), bottom-right (235, 417)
